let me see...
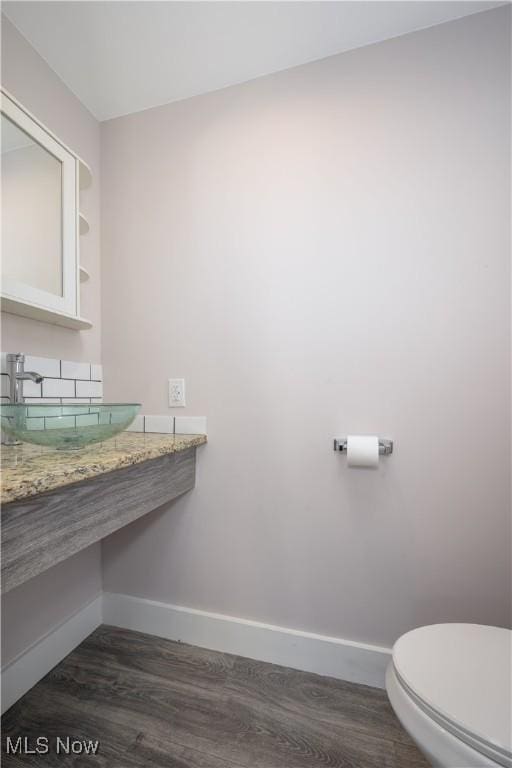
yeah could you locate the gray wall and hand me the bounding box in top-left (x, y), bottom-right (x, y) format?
top-left (1, 17), bottom-right (102, 666)
top-left (101, 7), bottom-right (511, 647)
top-left (1, 548), bottom-right (101, 666)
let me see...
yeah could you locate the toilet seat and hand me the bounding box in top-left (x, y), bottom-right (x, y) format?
top-left (390, 624), bottom-right (512, 768)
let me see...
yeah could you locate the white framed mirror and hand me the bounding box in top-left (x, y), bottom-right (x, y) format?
top-left (1, 89), bottom-right (84, 326)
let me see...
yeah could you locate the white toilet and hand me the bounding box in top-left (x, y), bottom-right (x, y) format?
top-left (386, 624), bottom-right (511, 768)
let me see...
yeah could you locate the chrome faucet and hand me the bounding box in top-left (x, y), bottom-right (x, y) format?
top-left (3, 353), bottom-right (44, 446)
top-left (7, 353), bottom-right (44, 404)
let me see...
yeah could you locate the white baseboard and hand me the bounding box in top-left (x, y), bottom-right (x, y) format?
top-left (1, 591), bottom-right (390, 713)
top-left (1, 594), bottom-right (102, 714)
top-left (103, 592), bottom-right (391, 689)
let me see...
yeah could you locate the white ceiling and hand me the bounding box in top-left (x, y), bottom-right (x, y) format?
top-left (3, 1), bottom-right (505, 122)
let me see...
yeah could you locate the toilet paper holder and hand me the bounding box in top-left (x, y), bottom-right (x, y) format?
top-left (333, 437), bottom-right (393, 455)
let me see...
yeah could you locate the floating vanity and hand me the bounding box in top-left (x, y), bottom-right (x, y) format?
top-left (1, 433), bottom-right (207, 594)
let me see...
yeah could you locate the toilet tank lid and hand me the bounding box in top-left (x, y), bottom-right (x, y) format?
top-left (392, 624), bottom-right (512, 758)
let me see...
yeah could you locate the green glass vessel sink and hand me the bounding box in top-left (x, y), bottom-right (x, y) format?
top-left (1, 403), bottom-right (141, 450)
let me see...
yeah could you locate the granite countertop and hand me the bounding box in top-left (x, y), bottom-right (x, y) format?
top-left (1, 432), bottom-right (207, 504)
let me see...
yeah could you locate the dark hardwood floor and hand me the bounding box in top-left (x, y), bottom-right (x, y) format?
top-left (2, 626), bottom-right (429, 767)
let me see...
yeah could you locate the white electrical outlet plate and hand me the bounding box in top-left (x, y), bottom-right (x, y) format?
top-left (168, 378), bottom-right (186, 407)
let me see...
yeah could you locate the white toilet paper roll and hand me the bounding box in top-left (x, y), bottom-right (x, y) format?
top-left (347, 435), bottom-right (379, 468)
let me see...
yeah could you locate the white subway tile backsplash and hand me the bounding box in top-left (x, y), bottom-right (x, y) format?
top-left (126, 415), bottom-right (145, 432)
top-left (174, 416), bottom-right (207, 435)
top-left (1, 355), bottom-right (102, 401)
top-left (42, 378), bottom-right (75, 398)
top-left (76, 380), bottom-right (103, 398)
top-left (62, 405), bottom-right (91, 416)
top-left (124, 414), bottom-right (207, 435)
top-left (61, 360), bottom-right (91, 380)
top-left (23, 379), bottom-right (43, 398)
top-left (25, 398), bottom-right (61, 404)
top-left (45, 415), bottom-right (75, 430)
top-left (25, 355), bottom-right (61, 378)
top-left (76, 413), bottom-right (100, 427)
top-left (144, 415), bottom-right (173, 434)
top-left (91, 397), bottom-right (103, 403)
top-left (26, 405), bottom-right (62, 417)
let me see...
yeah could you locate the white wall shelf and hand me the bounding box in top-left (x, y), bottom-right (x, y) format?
top-left (79, 212), bottom-right (89, 236)
top-left (78, 161), bottom-right (92, 320)
top-left (78, 159), bottom-right (92, 190)
top-left (2, 296), bottom-right (92, 330)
